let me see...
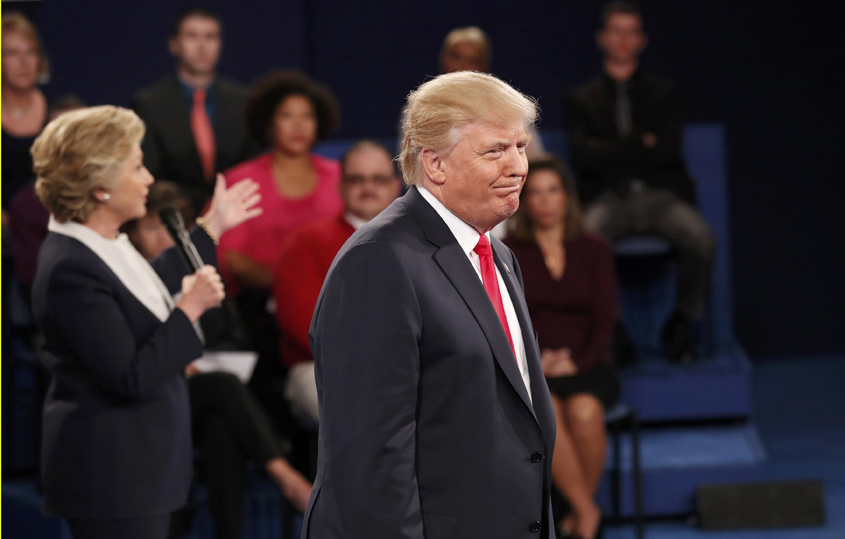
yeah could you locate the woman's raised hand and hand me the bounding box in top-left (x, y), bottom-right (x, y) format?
top-left (200, 173), bottom-right (263, 239)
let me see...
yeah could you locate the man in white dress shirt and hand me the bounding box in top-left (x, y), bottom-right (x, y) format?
top-left (303, 71), bottom-right (557, 539)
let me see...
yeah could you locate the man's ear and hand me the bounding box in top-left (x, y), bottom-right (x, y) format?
top-left (595, 29), bottom-right (606, 52)
top-left (421, 149), bottom-right (446, 186)
top-left (639, 33), bottom-right (649, 54)
top-left (168, 37), bottom-right (180, 58)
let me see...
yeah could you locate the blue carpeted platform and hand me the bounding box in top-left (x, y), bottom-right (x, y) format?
top-left (597, 423), bottom-right (768, 517)
top-left (619, 346), bottom-right (754, 422)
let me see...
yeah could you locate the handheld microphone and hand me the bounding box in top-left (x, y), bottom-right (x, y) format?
top-left (159, 207), bottom-right (205, 272)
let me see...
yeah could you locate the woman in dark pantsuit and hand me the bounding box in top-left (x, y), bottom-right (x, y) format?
top-left (31, 105), bottom-right (261, 539)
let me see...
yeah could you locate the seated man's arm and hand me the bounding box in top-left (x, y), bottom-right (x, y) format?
top-left (311, 242), bottom-right (424, 538)
top-left (273, 234), bottom-right (322, 362)
top-left (564, 93), bottom-right (641, 174)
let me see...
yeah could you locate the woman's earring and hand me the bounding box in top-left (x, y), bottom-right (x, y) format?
top-left (103, 193), bottom-right (111, 201)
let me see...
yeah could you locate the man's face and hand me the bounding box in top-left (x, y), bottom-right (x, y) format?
top-left (341, 147), bottom-right (401, 222)
top-left (597, 13), bottom-right (646, 64)
top-left (434, 120), bottom-right (529, 233)
top-left (441, 41), bottom-right (488, 74)
top-left (169, 15), bottom-right (222, 76)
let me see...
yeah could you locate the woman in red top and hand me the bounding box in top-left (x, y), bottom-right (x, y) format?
top-left (504, 155), bottom-right (620, 539)
top-left (219, 71), bottom-right (342, 290)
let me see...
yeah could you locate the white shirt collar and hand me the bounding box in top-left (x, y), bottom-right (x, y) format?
top-left (416, 186), bottom-right (488, 255)
top-left (343, 211), bottom-right (368, 231)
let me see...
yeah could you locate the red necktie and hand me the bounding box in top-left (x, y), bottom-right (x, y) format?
top-left (473, 235), bottom-right (516, 360)
top-left (191, 89), bottom-right (216, 182)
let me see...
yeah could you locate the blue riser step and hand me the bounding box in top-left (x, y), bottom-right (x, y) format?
top-left (596, 423), bottom-right (767, 517)
top-left (1, 477), bottom-right (303, 539)
top-left (2, 481), bottom-right (72, 539)
top-left (619, 344), bottom-right (753, 422)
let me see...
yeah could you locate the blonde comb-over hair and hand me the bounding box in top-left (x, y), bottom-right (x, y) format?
top-left (399, 71), bottom-right (538, 186)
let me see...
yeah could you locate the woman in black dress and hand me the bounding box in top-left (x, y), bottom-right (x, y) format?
top-left (1, 12), bottom-right (50, 218)
top-left (505, 155), bottom-right (620, 539)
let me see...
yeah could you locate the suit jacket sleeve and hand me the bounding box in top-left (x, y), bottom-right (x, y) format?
top-left (132, 94), bottom-right (163, 180)
top-left (149, 227), bottom-right (218, 294)
top-left (46, 257), bottom-right (204, 401)
top-left (311, 241), bottom-right (424, 537)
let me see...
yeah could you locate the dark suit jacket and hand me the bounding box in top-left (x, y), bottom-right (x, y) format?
top-left (562, 70), bottom-right (696, 205)
top-left (132, 75), bottom-right (255, 210)
top-left (304, 187), bottom-right (557, 539)
top-left (32, 228), bottom-right (214, 519)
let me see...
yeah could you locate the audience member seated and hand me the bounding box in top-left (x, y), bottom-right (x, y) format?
top-left (562, 1), bottom-right (716, 361)
top-left (9, 96), bottom-right (87, 302)
top-left (124, 180), bottom-right (313, 537)
top-left (504, 155), bottom-right (619, 539)
top-left (1, 12), bottom-right (50, 223)
top-left (436, 26), bottom-right (545, 160)
top-left (218, 70), bottom-right (342, 293)
top-left (132, 7), bottom-right (255, 212)
top-left (272, 141), bottom-right (402, 427)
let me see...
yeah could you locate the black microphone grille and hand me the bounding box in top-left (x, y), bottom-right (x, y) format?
top-left (159, 206), bottom-right (185, 233)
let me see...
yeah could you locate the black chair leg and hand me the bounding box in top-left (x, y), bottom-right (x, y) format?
top-left (612, 420), bottom-right (622, 522)
top-left (281, 496), bottom-right (296, 539)
top-left (629, 411), bottom-right (645, 539)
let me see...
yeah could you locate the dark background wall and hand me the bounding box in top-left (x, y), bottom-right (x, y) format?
top-left (6, 0), bottom-right (844, 359)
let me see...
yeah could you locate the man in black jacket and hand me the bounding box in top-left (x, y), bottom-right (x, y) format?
top-left (563, 1), bottom-right (716, 361)
top-left (133, 8), bottom-right (255, 212)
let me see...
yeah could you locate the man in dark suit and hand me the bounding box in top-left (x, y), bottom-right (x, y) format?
top-left (562, 1), bottom-right (716, 361)
top-left (132, 8), bottom-right (254, 211)
top-left (303, 72), bottom-right (556, 539)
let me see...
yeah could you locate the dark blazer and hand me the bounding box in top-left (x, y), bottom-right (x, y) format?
top-left (132, 75), bottom-right (255, 210)
top-left (304, 187), bottom-right (557, 539)
top-left (562, 70), bottom-right (696, 205)
top-left (32, 227), bottom-right (215, 519)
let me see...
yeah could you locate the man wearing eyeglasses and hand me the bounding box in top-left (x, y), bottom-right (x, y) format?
top-left (272, 140), bottom-right (402, 426)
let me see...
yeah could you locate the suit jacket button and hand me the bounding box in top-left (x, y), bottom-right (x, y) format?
top-left (529, 520), bottom-right (541, 532)
top-left (531, 451), bottom-right (543, 463)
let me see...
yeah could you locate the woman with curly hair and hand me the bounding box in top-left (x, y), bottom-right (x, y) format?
top-left (218, 70), bottom-right (342, 290)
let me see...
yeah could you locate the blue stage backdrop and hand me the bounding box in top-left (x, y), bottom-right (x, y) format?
top-left (5, 0), bottom-right (843, 358)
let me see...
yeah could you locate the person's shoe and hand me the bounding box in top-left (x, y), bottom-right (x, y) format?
top-left (661, 311), bottom-right (695, 363)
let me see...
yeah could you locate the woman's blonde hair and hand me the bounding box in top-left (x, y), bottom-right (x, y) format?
top-left (2, 12), bottom-right (50, 83)
top-left (399, 71), bottom-right (538, 186)
top-left (32, 106), bottom-right (145, 223)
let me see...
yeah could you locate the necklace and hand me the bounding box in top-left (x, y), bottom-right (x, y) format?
top-left (3, 92), bottom-right (35, 119)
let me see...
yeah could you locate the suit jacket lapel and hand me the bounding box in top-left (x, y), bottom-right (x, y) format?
top-left (406, 189), bottom-right (536, 419)
top-left (164, 77), bottom-right (204, 181)
top-left (493, 240), bottom-right (556, 441)
top-left (212, 79), bottom-right (234, 157)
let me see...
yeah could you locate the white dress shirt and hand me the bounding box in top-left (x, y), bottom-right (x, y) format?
top-left (343, 211), bottom-right (368, 230)
top-left (418, 186), bottom-right (532, 402)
